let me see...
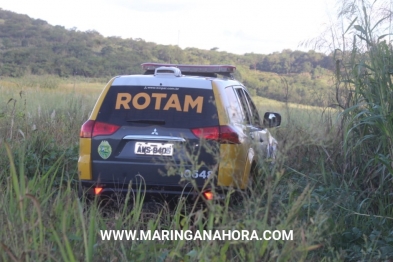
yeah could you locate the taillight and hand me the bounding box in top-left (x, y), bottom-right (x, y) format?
top-left (218, 125), bottom-right (240, 144)
top-left (92, 122), bottom-right (120, 137)
top-left (191, 125), bottom-right (240, 144)
top-left (191, 126), bottom-right (219, 140)
top-left (79, 120), bottom-right (120, 138)
top-left (80, 120), bottom-right (95, 138)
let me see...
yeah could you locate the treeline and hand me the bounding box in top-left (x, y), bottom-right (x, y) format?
top-left (247, 49), bottom-right (334, 74)
top-left (0, 9), bottom-right (335, 106)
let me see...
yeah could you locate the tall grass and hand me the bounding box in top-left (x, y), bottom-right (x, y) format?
top-left (338, 21), bottom-right (393, 190)
top-left (0, 76), bottom-right (344, 261)
top-left (3, 9), bottom-right (393, 257)
top-left (310, 0), bottom-right (393, 260)
top-left (0, 77), bottom-right (102, 177)
top-left (329, 0), bottom-right (393, 191)
top-left (0, 143), bottom-right (334, 261)
top-left (0, 74), bottom-right (384, 261)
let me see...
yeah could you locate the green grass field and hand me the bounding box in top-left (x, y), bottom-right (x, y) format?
top-left (0, 75), bottom-right (392, 261)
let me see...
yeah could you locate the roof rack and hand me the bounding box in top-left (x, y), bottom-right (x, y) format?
top-left (141, 63), bottom-right (236, 78)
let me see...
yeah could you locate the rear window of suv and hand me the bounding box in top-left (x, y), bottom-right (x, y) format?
top-left (96, 85), bottom-right (219, 128)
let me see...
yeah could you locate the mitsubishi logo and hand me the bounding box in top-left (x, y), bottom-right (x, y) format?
top-left (151, 129), bottom-right (158, 135)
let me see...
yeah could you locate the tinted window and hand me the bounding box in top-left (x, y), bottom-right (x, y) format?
top-left (96, 85), bottom-right (218, 128)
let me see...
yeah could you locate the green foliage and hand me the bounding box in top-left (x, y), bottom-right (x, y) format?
top-left (312, 0), bottom-right (393, 260)
top-left (333, 0), bottom-right (393, 190)
top-left (248, 49), bottom-right (334, 74)
top-left (0, 9), bottom-right (337, 107)
top-left (0, 75), bottom-right (336, 261)
top-left (1, 1), bottom-right (393, 259)
top-left (0, 79), bottom-right (97, 178)
top-left (1, 73), bottom-right (393, 261)
top-left (0, 139), bottom-right (335, 261)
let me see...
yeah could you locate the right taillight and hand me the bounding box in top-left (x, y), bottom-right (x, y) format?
top-left (190, 126), bottom-right (219, 140)
top-left (191, 125), bottom-right (240, 144)
top-left (219, 125), bottom-right (240, 144)
top-left (80, 120), bottom-right (120, 138)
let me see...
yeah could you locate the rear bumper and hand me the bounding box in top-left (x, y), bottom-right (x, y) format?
top-left (79, 180), bottom-right (226, 202)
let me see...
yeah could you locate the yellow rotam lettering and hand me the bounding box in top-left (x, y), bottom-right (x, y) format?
top-left (115, 92), bottom-right (204, 113)
top-left (132, 93), bottom-right (151, 110)
top-left (183, 95), bottom-right (203, 113)
top-left (152, 93), bottom-right (167, 110)
top-left (163, 94), bottom-right (182, 111)
top-left (115, 93), bottom-right (131, 109)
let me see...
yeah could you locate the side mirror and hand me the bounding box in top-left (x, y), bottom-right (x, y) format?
top-left (263, 112), bottom-right (281, 128)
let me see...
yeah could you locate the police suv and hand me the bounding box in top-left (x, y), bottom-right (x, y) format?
top-left (78, 63), bottom-right (281, 201)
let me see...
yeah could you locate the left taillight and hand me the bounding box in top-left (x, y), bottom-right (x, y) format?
top-left (80, 120), bottom-right (95, 138)
top-left (80, 120), bottom-right (120, 138)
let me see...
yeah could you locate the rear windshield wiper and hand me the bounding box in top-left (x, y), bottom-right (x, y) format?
top-left (127, 119), bottom-right (166, 125)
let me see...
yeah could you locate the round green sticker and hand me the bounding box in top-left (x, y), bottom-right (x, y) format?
top-left (98, 140), bottom-right (112, 159)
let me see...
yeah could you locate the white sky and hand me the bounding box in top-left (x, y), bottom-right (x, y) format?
top-left (1, 0), bottom-right (337, 55)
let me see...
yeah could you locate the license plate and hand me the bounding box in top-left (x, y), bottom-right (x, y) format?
top-left (134, 142), bottom-right (173, 156)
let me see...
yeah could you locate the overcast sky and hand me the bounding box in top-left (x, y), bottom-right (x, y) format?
top-left (1, 0), bottom-right (337, 55)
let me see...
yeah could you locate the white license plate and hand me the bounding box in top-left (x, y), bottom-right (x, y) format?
top-left (134, 142), bottom-right (173, 156)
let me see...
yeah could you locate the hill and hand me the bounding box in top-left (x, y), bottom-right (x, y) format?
top-left (0, 8), bottom-right (335, 106)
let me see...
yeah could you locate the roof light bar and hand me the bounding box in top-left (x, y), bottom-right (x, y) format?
top-left (142, 63), bottom-right (236, 74)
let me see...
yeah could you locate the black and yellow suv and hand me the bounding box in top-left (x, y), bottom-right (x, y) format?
top-left (78, 63), bottom-right (281, 201)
